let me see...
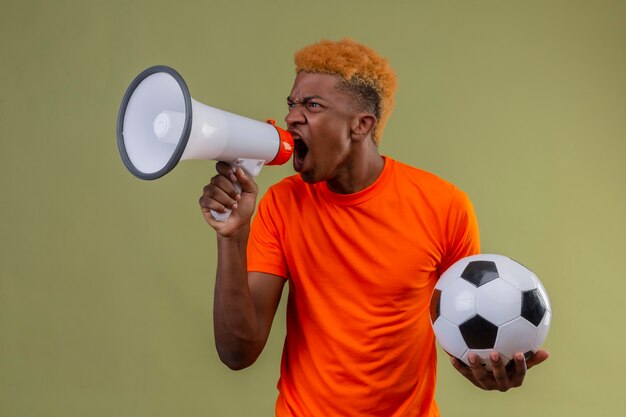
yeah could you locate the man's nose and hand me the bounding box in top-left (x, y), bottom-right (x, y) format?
top-left (285, 106), bottom-right (305, 126)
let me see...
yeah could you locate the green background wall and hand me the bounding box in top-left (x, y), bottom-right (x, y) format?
top-left (1, 1), bottom-right (624, 416)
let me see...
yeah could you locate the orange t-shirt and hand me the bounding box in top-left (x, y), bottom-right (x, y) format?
top-left (248, 157), bottom-right (480, 417)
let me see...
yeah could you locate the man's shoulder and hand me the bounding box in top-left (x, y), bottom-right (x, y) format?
top-left (389, 157), bottom-right (458, 192)
top-left (267, 174), bottom-right (306, 193)
top-left (259, 174), bottom-right (309, 206)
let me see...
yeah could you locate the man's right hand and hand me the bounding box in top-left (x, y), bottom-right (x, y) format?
top-left (199, 161), bottom-right (259, 237)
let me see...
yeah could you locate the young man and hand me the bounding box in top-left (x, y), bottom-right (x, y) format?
top-left (199, 39), bottom-right (548, 417)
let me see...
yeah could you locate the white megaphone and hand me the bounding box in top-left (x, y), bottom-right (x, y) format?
top-left (116, 65), bottom-right (294, 221)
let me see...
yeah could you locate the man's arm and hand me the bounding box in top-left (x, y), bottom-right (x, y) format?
top-left (200, 162), bottom-right (285, 370)
top-left (442, 189), bottom-right (550, 390)
top-left (213, 234), bottom-right (285, 369)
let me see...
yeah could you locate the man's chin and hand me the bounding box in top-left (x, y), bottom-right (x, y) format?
top-left (298, 171), bottom-right (316, 184)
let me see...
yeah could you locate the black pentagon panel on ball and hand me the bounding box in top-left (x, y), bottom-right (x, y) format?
top-left (459, 315), bottom-right (498, 349)
top-left (430, 289), bottom-right (442, 323)
top-left (461, 261), bottom-right (499, 287)
top-left (521, 289), bottom-right (547, 326)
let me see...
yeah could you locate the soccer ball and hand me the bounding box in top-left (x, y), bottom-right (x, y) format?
top-left (430, 254), bottom-right (551, 370)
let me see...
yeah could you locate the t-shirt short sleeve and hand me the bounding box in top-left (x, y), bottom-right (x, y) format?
top-left (438, 187), bottom-right (481, 275)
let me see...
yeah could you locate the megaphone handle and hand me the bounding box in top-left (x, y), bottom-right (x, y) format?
top-left (210, 159), bottom-right (264, 222)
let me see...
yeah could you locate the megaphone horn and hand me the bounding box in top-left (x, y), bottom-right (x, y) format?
top-left (116, 65), bottom-right (294, 221)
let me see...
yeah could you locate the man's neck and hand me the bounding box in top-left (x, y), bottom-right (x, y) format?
top-left (325, 151), bottom-right (385, 195)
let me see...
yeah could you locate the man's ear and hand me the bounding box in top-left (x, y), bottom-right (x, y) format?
top-left (350, 113), bottom-right (378, 142)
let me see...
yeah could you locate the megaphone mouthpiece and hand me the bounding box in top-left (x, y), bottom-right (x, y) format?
top-left (265, 120), bottom-right (294, 166)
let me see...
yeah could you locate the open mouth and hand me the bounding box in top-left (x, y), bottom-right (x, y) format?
top-left (293, 137), bottom-right (308, 172)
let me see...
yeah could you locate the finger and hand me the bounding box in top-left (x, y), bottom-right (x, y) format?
top-left (450, 356), bottom-right (471, 377)
top-left (199, 184), bottom-right (238, 213)
top-left (507, 352), bottom-right (528, 388)
top-left (489, 352), bottom-right (511, 391)
top-left (205, 176), bottom-right (240, 200)
top-left (234, 167), bottom-right (258, 194)
top-left (215, 161), bottom-right (236, 178)
top-left (199, 194), bottom-right (234, 216)
top-left (467, 354), bottom-right (491, 390)
top-left (526, 349), bottom-right (550, 369)
top-left (450, 357), bottom-right (482, 388)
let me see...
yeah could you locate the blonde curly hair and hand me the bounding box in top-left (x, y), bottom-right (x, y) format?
top-left (294, 38), bottom-right (398, 145)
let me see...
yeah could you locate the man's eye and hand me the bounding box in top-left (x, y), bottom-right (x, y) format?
top-left (306, 102), bottom-right (320, 109)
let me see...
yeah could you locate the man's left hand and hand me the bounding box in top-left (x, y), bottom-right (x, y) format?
top-left (450, 349), bottom-right (550, 391)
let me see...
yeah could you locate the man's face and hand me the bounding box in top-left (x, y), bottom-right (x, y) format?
top-left (285, 72), bottom-right (358, 185)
